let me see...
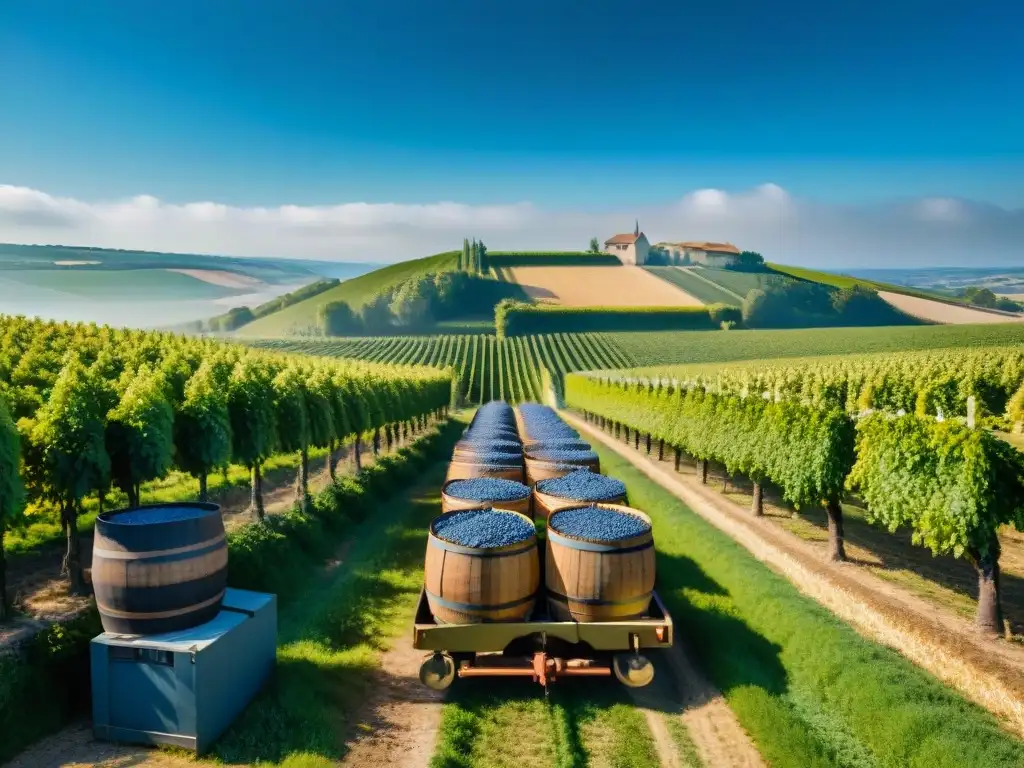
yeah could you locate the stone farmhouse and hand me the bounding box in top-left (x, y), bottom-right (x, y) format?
top-left (653, 241), bottom-right (741, 267)
top-left (604, 222), bottom-right (650, 265)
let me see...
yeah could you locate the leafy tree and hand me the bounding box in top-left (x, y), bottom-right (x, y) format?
top-left (460, 238), bottom-right (470, 272)
top-left (319, 300), bottom-right (363, 336)
top-left (227, 358), bottom-right (278, 520)
top-left (175, 361), bottom-right (232, 501)
top-left (360, 293), bottom-right (394, 334)
top-left (848, 414), bottom-right (1024, 631)
top-left (589, 237), bottom-right (600, 253)
top-left (273, 366), bottom-right (312, 512)
top-left (478, 240), bottom-right (488, 274)
top-left (469, 239), bottom-right (478, 275)
top-left (306, 366), bottom-right (341, 480)
top-left (390, 278), bottom-right (433, 328)
top-left (729, 250), bottom-right (766, 272)
top-left (0, 396), bottom-right (24, 621)
top-left (25, 359), bottom-right (111, 594)
top-left (106, 366), bottom-right (175, 509)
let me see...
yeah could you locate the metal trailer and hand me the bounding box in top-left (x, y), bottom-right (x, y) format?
top-left (413, 586), bottom-right (673, 690)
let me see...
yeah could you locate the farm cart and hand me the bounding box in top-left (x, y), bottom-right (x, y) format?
top-left (412, 588), bottom-right (674, 690)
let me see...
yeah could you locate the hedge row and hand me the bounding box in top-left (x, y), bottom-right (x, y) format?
top-left (0, 418), bottom-right (460, 765)
top-left (494, 301), bottom-right (739, 337)
top-left (487, 252), bottom-right (622, 267)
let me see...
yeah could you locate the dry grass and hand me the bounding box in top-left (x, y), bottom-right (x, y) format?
top-left (505, 266), bottom-right (704, 307)
top-left (878, 291), bottom-right (1024, 324)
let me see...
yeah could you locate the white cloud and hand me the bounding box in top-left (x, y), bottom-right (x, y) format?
top-left (0, 183), bottom-right (1021, 267)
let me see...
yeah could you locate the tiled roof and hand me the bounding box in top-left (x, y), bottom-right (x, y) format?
top-left (605, 233), bottom-right (645, 245)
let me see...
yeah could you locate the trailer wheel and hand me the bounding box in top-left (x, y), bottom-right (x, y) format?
top-left (420, 653), bottom-right (456, 691)
top-left (613, 653), bottom-right (655, 688)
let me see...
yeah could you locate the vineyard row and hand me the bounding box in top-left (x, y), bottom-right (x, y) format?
top-left (251, 332), bottom-right (635, 403)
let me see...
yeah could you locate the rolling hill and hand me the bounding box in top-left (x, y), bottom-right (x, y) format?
top-left (237, 249), bottom-right (460, 336)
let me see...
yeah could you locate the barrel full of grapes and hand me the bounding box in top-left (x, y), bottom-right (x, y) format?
top-left (533, 469), bottom-right (627, 521)
top-left (524, 448), bottom-right (599, 486)
top-left (446, 454), bottom-right (525, 483)
top-left (545, 503), bottom-right (655, 622)
top-left (91, 502), bottom-right (228, 635)
top-left (425, 509), bottom-right (539, 624)
top-left (441, 478), bottom-right (533, 517)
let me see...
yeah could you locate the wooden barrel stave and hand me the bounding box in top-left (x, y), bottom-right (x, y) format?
top-left (524, 456), bottom-right (599, 486)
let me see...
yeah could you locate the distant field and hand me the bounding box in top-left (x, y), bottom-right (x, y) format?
top-left (878, 291), bottom-right (1024, 325)
top-left (0, 268), bottom-right (238, 300)
top-left (239, 250), bottom-right (459, 336)
top-left (503, 265), bottom-right (702, 307)
top-left (645, 267), bottom-right (741, 304)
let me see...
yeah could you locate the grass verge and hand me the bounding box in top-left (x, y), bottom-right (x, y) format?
top-left (592, 442), bottom-right (1024, 767)
top-left (0, 417), bottom-right (462, 766)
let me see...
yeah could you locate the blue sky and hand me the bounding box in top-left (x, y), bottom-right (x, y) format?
top-left (1, 0), bottom-right (1022, 265)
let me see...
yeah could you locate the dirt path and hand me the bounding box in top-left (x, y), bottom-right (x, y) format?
top-left (4, 722), bottom-right (196, 768)
top-left (340, 636), bottom-right (444, 767)
top-left (630, 646), bottom-right (764, 768)
top-left (564, 411), bottom-right (1024, 738)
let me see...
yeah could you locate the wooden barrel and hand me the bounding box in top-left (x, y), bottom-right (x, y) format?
top-left (523, 439), bottom-right (591, 454)
top-left (425, 510), bottom-right (540, 623)
top-left (524, 455), bottom-right (600, 486)
top-left (452, 440), bottom-right (522, 462)
top-left (92, 502), bottom-right (228, 635)
top-left (446, 460), bottom-right (524, 483)
top-left (441, 479), bottom-right (532, 517)
top-left (545, 503), bottom-right (655, 622)
top-left (533, 487), bottom-right (627, 521)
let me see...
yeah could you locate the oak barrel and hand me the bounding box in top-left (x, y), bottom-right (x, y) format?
top-left (446, 460), bottom-right (524, 483)
top-left (425, 509), bottom-right (540, 623)
top-left (545, 503), bottom-right (655, 622)
top-left (441, 479), bottom-right (532, 517)
top-left (92, 502), bottom-right (228, 635)
top-left (524, 454), bottom-right (600, 486)
top-left (533, 486), bottom-right (627, 521)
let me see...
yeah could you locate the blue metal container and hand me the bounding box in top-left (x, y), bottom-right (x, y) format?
top-left (90, 588), bottom-right (277, 754)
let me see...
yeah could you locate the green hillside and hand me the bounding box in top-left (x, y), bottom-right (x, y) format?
top-left (769, 263), bottom-right (979, 306)
top-left (238, 250), bottom-right (459, 336)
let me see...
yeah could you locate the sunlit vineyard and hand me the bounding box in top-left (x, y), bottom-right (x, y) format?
top-left (251, 333), bottom-right (636, 403)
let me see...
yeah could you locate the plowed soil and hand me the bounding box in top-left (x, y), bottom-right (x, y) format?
top-left (506, 266), bottom-right (703, 307)
top-left (879, 292), bottom-right (1024, 324)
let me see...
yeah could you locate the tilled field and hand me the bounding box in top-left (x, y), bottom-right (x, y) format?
top-left (504, 265), bottom-right (704, 307)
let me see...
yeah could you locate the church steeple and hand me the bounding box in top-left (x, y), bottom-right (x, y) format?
top-left (634, 219), bottom-right (639, 237)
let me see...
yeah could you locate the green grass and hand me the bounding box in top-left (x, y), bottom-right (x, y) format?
top-left (590, 437), bottom-right (1024, 767)
top-left (239, 250), bottom-right (460, 336)
top-left (213, 445), bottom-right (457, 766)
top-left (769, 263), bottom-right (983, 307)
top-left (694, 266), bottom-right (797, 297)
top-left (0, 268), bottom-right (238, 300)
top-left (645, 266), bottom-right (741, 304)
top-left (605, 323), bottom-right (1024, 368)
top-left (431, 681), bottom-right (662, 768)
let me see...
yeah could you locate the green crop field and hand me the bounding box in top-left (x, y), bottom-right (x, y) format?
top-left (644, 266), bottom-right (741, 304)
top-left (694, 266), bottom-right (797, 296)
top-left (769, 262), bottom-right (982, 306)
top-left (250, 332), bottom-right (635, 402)
top-left (238, 250), bottom-right (459, 336)
top-left (0, 268), bottom-right (238, 301)
top-left (603, 322), bottom-right (1024, 368)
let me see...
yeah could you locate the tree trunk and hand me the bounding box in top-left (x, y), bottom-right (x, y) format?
top-left (97, 490), bottom-right (105, 517)
top-left (372, 428), bottom-right (381, 456)
top-left (751, 482), bottom-right (764, 516)
top-left (0, 528), bottom-right (8, 622)
top-left (970, 540), bottom-right (1003, 633)
top-left (385, 425), bottom-right (393, 453)
top-left (825, 497), bottom-right (846, 562)
top-left (615, 423), bottom-right (621, 439)
top-left (353, 438), bottom-right (362, 472)
top-left (62, 500), bottom-right (87, 596)
top-left (126, 484), bottom-right (140, 510)
top-left (198, 473), bottom-right (209, 502)
top-left (296, 448), bottom-right (309, 513)
top-left (674, 448), bottom-right (681, 472)
top-left (634, 431), bottom-right (640, 450)
top-left (658, 440), bottom-right (664, 461)
top-left (645, 433), bottom-right (651, 454)
top-left (327, 439), bottom-right (337, 481)
top-left (251, 463), bottom-right (265, 521)
top-left (700, 459), bottom-right (709, 484)
top-left (623, 426), bottom-right (629, 443)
